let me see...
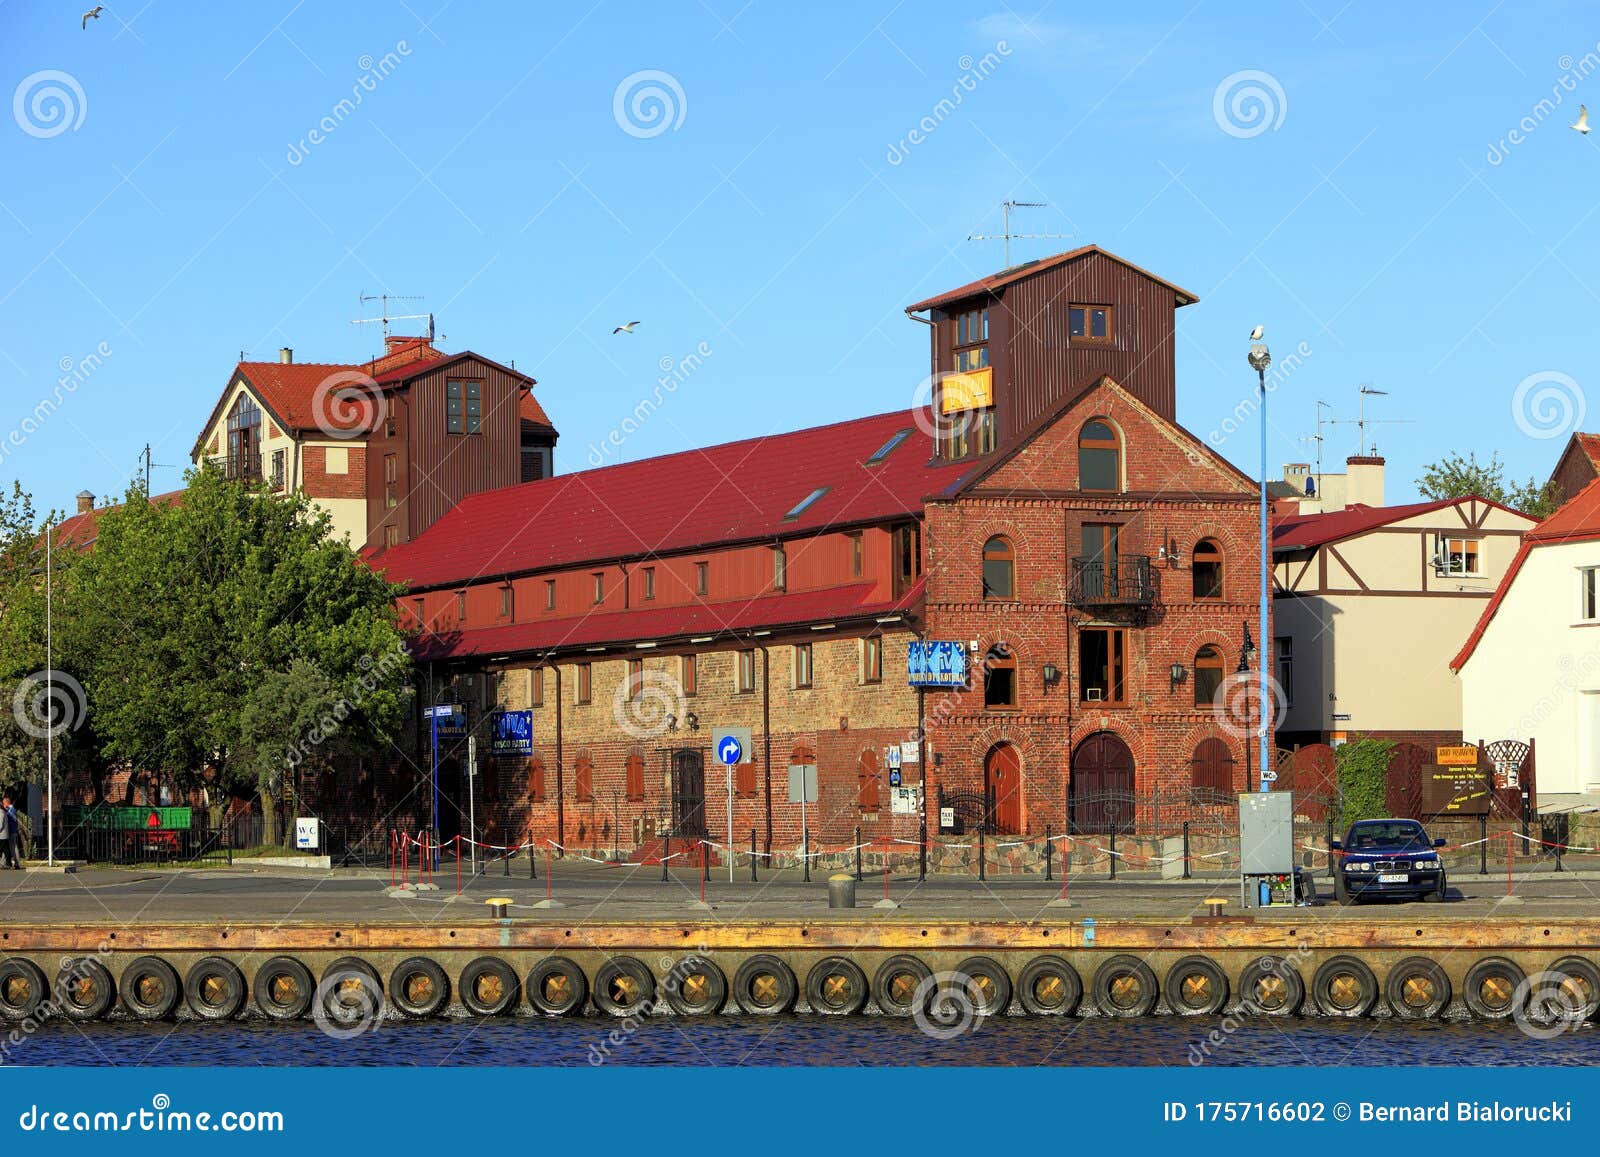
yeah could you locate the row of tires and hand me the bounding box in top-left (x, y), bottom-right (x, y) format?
top-left (2, 952), bottom-right (1595, 1022)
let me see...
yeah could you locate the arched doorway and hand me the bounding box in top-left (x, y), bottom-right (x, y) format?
top-left (1070, 732), bottom-right (1135, 833)
top-left (985, 743), bottom-right (1023, 834)
top-left (671, 749), bottom-right (706, 836)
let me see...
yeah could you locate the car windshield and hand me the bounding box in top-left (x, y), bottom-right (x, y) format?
top-left (1346, 822), bottom-right (1428, 851)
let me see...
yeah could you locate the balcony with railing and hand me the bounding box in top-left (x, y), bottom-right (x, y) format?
top-left (207, 452), bottom-right (263, 482)
top-left (1069, 554), bottom-right (1157, 608)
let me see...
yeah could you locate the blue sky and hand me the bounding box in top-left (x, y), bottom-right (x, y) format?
top-left (3, 1), bottom-right (1599, 517)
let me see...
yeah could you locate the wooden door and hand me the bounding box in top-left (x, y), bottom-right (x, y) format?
top-left (672, 749), bottom-right (706, 836)
top-left (1070, 731), bottom-right (1135, 833)
top-left (985, 744), bottom-right (1023, 834)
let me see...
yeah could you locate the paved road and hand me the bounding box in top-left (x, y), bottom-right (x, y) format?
top-left (3, 860), bottom-right (1600, 925)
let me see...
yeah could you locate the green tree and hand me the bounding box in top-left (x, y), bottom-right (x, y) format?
top-left (1334, 737), bottom-right (1394, 829)
top-left (1415, 450), bottom-right (1560, 518)
top-left (63, 467), bottom-right (413, 836)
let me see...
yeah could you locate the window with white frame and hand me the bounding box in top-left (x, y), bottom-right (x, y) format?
top-left (1582, 567), bottom-right (1600, 622)
top-left (1434, 534), bottom-right (1482, 577)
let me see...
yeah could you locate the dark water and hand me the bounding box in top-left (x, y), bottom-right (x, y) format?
top-left (14, 1016), bottom-right (1600, 1067)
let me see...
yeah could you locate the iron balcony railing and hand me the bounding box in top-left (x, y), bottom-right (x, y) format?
top-left (1069, 554), bottom-right (1157, 607)
top-left (207, 452), bottom-right (263, 482)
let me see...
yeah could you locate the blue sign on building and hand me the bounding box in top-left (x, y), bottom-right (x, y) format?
top-left (489, 710), bottom-right (534, 756)
top-left (907, 640), bottom-right (969, 687)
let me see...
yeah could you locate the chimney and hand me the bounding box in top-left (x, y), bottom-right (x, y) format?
top-left (1344, 454), bottom-right (1385, 508)
top-left (75, 490), bottom-right (94, 515)
top-left (279, 347), bottom-right (293, 364)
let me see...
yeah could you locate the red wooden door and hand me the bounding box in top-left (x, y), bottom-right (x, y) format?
top-left (1070, 731), bottom-right (1136, 833)
top-left (985, 744), bottom-right (1023, 834)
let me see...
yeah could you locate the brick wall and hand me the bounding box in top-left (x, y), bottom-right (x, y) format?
top-left (302, 443), bottom-right (367, 501)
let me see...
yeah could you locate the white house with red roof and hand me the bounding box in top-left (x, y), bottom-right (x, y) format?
top-left (1273, 493), bottom-right (1537, 748)
top-left (1453, 479), bottom-right (1600, 799)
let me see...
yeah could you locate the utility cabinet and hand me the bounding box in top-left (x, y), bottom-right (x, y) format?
top-left (1239, 791), bottom-right (1295, 908)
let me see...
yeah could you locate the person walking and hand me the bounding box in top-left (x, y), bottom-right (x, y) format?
top-left (0, 798), bottom-right (17, 869)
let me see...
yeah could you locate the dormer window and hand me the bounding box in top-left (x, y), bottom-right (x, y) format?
top-left (1069, 304), bottom-right (1113, 345)
top-left (446, 379), bottom-right (482, 434)
top-left (942, 306), bottom-right (996, 460)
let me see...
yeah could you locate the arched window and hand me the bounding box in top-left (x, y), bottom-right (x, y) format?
top-left (983, 644), bottom-right (1018, 709)
top-left (982, 535), bottom-right (1014, 599)
top-left (574, 754), bottom-right (593, 802)
top-left (1079, 419), bottom-right (1121, 493)
top-left (1194, 645), bottom-right (1225, 707)
top-left (1190, 737), bottom-right (1235, 794)
top-left (1193, 539), bottom-right (1223, 599)
top-left (625, 751), bottom-right (645, 802)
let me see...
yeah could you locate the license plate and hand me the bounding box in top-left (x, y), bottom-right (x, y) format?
top-left (1378, 872), bottom-right (1408, 883)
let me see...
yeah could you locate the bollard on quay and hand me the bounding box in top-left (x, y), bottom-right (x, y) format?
top-left (827, 872), bottom-right (857, 909)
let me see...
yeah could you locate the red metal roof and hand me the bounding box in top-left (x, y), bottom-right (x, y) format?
top-left (1272, 499), bottom-right (1459, 551)
top-left (1451, 478), bottom-right (1600, 671)
top-left (370, 409), bottom-right (970, 591)
top-left (412, 580), bottom-right (924, 660)
top-left (904, 245), bottom-right (1199, 313)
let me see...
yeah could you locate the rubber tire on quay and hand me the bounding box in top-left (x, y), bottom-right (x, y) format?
top-left (318, 957), bottom-right (384, 1027)
top-left (525, 957), bottom-right (587, 1016)
top-left (1015, 955), bottom-right (1083, 1016)
top-left (592, 957), bottom-right (656, 1018)
top-left (1311, 955), bottom-right (1379, 1018)
top-left (1462, 957), bottom-right (1525, 1020)
top-left (805, 956), bottom-right (869, 1015)
top-left (55, 957), bottom-right (115, 1021)
top-left (872, 955), bottom-right (933, 1017)
top-left (388, 957), bottom-right (450, 1018)
top-left (1385, 956), bottom-right (1452, 1020)
top-left (184, 957), bottom-right (247, 1021)
top-left (253, 956), bottom-right (315, 1020)
top-left (458, 957), bottom-right (519, 1017)
top-left (953, 956), bottom-right (1013, 1016)
top-left (1548, 956), bottom-right (1600, 1022)
top-left (1164, 955), bottom-right (1229, 1016)
top-left (1092, 955), bottom-right (1159, 1018)
top-left (119, 956), bottom-right (182, 1020)
top-left (662, 957), bottom-right (727, 1016)
top-left (732, 954), bottom-right (797, 1015)
top-left (1239, 955), bottom-right (1305, 1016)
top-left (0, 959), bottom-right (48, 1021)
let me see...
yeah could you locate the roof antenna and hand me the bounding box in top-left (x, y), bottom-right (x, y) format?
top-left (136, 442), bottom-right (178, 497)
top-left (967, 201), bottom-right (1070, 268)
top-left (1328, 384), bottom-right (1412, 456)
top-left (352, 293), bottom-right (430, 340)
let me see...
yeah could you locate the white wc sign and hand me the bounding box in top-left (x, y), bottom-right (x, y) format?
top-left (294, 817), bottom-right (320, 851)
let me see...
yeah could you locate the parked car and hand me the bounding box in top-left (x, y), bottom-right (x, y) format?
top-left (1330, 819), bottom-right (1448, 905)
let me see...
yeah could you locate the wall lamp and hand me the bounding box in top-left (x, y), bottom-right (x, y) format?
top-left (665, 714), bottom-right (678, 733)
top-left (1170, 663), bottom-right (1187, 690)
top-left (685, 711), bottom-right (699, 732)
top-left (1042, 662), bottom-right (1061, 689)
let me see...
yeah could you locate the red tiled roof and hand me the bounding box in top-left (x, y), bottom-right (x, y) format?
top-left (520, 391), bottom-right (554, 429)
top-left (904, 244), bottom-right (1199, 313)
top-left (1272, 499), bottom-right (1458, 551)
top-left (369, 409), bottom-right (970, 591)
top-left (413, 580), bottom-right (924, 660)
top-left (1452, 477), bottom-right (1600, 671)
top-left (53, 489), bottom-right (184, 551)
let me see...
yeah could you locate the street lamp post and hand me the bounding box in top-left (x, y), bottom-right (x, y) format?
top-left (1247, 334), bottom-right (1273, 794)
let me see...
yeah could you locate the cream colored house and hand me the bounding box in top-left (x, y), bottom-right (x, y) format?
top-left (1453, 480), bottom-right (1600, 799)
top-left (1273, 491), bottom-right (1537, 747)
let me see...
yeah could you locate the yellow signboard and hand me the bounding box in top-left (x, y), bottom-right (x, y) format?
top-left (1436, 745), bottom-right (1479, 767)
top-left (940, 367), bottom-right (993, 414)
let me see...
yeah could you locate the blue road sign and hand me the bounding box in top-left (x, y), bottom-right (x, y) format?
top-left (717, 735), bottom-right (743, 765)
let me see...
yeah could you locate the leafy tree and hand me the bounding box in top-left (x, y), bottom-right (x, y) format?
top-left (1415, 451), bottom-right (1560, 518)
top-left (62, 467), bottom-right (413, 836)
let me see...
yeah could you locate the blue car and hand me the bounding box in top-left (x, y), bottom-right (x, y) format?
top-left (1330, 819), bottom-right (1448, 905)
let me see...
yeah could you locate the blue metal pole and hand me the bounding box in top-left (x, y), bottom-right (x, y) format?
top-left (430, 712), bottom-right (440, 867)
top-left (1258, 366), bottom-right (1271, 793)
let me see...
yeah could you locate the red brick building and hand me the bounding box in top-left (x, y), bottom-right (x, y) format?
top-left (370, 246), bottom-right (1267, 856)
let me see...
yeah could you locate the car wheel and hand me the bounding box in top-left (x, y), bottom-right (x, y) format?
top-left (1334, 874), bottom-right (1355, 906)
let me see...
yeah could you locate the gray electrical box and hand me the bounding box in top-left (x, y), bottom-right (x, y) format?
top-left (1240, 791), bottom-right (1294, 874)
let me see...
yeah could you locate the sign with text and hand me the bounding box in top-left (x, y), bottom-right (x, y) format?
top-left (425, 704), bottom-right (467, 739)
top-left (1436, 745), bottom-right (1480, 767)
top-left (907, 640), bottom-right (968, 687)
top-left (294, 817), bottom-right (320, 851)
top-left (490, 710), bottom-right (533, 757)
top-left (1423, 767), bottom-right (1493, 814)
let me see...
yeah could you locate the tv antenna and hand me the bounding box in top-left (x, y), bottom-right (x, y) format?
top-left (1297, 400), bottom-right (1333, 499)
top-left (1328, 384), bottom-right (1411, 456)
top-left (352, 293), bottom-right (434, 340)
top-left (136, 442), bottom-right (179, 497)
top-left (967, 200), bottom-right (1071, 268)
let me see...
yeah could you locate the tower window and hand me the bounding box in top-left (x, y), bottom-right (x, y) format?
top-left (983, 644), bottom-right (1017, 709)
top-left (1078, 420), bottom-right (1122, 493)
top-left (1193, 539), bottom-right (1224, 599)
top-left (1068, 304), bottom-right (1113, 344)
top-left (1194, 644), bottom-right (1225, 707)
top-left (982, 535), bottom-right (1015, 600)
top-left (446, 379), bottom-right (482, 434)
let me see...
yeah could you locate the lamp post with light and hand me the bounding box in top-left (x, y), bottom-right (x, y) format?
top-left (1247, 334), bottom-right (1273, 794)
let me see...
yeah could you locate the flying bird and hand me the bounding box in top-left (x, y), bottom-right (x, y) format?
top-left (612, 321), bottom-right (640, 335)
top-left (1574, 104), bottom-right (1590, 134)
top-left (1249, 324), bottom-right (1265, 341)
top-left (81, 6), bottom-right (102, 28)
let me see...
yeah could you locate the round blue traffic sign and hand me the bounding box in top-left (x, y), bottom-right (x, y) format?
top-left (717, 736), bottom-right (743, 765)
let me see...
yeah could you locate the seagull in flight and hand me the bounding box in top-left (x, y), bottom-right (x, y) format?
top-left (82, 5), bottom-right (103, 27)
top-left (612, 321), bottom-right (640, 335)
top-left (1249, 324), bottom-right (1265, 341)
top-left (1574, 104), bottom-right (1590, 134)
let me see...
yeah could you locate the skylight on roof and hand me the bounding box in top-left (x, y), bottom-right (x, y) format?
top-left (866, 428), bottom-right (913, 465)
top-left (784, 486), bottom-right (830, 521)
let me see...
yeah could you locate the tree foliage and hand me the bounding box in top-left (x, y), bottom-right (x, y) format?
top-left (58, 467), bottom-right (413, 796)
top-left (1415, 451), bottom-right (1561, 518)
top-left (1334, 737), bottom-right (1394, 829)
